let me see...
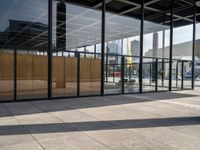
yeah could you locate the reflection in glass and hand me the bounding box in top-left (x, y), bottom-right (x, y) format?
top-left (0, 50), bottom-right (14, 101)
top-left (0, 0), bottom-right (48, 100)
top-left (194, 23), bottom-right (200, 89)
top-left (52, 2), bottom-right (102, 97)
top-left (104, 4), bottom-right (141, 94)
top-left (124, 56), bottom-right (139, 93)
top-left (171, 1), bottom-right (193, 90)
top-left (142, 0), bottom-right (171, 92)
top-left (157, 59), bottom-right (169, 91)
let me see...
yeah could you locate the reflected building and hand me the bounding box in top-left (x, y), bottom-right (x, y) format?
top-left (0, 20), bottom-right (48, 51)
top-left (145, 40), bottom-right (200, 59)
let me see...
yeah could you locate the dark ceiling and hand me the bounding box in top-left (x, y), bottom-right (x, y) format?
top-left (65, 0), bottom-right (200, 27)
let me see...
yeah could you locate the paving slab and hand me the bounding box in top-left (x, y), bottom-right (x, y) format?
top-left (0, 90), bottom-right (200, 150)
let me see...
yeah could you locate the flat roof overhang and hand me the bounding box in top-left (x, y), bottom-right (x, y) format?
top-left (1, 0), bottom-right (199, 51)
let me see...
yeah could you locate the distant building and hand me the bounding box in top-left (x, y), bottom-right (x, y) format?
top-left (107, 41), bottom-right (121, 64)
top-left (107, 42), bottom-right (119, 54)
top-left (145, 40), bottom-right (200, 59)
top-left (131, 40), bottom-right (140, 56)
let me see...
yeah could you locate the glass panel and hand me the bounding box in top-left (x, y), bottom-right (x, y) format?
top-left (86, 45), bottom-right (94, 53)
top-left (157, 58), bottom-right (169, 91)
top-left (0, 0), bottom-right (48, 100)
top-left (52, 52), bottom-right (77, 97)
top-left (124, 56), bottom-right (139, 93)
top-left (80, 53), bottom-right (101, 96)
top-left (0, 50), bottom-right (14, 101)
top-left (142, 57), bottom-right (156, 92)
top-left (183, 61), bottom-right (192, 89)
top-left (172, 0), bottom-right (193, 91)
top-left (195, 22), bottom-right (200, 89)
top-left (17, 52), bottom-right (48, 99)
top-left (105, 1), bottom-right (141, 94)
top-left (52, 1), bottom-right (101, 97)
top-left (143, 0), bottom-right (170, 92)
top-left (171, 60), bottom-right (182, 90)
top-left (173, 26), bottom-right (193, 60)
top-left (104, 55), bottom-right (122, 94)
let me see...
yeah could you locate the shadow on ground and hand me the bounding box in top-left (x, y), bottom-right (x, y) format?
top-left (0, 116), bottom-right (199, 135)
top-left (0, 92), bottom-right (198, 118)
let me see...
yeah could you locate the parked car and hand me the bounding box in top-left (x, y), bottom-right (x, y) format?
top-left (185, 72), bottom-right (192, 79)
top-left (165, 75), bottom-right (182, 80)
top-left (111, 71), bottom-right (121, 77)
top-left (115, 78), bottom-right (136, 86)
top-left (195, 77), bottom-right (200, 81)
top-left (184, 71), bottom-right (199, 79)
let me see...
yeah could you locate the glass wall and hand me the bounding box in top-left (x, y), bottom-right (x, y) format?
top-left (105, 0), bottom-right (141, 94)
top-left (17, 51), bottom-right (48, 100)
top-left (195, 21), bottom-right (200, 89)
top-left (80, 53), bottom-right (101, 96)
top-left (143, 0), bottom-right (170, 92)
top-left (52, 52), bottom-right (78, 97)
top-left (0, 0), bottom-right (48, 100)
top-left (52, 1), bottom-right (101, 97)
top-left (172, 0), bottom-right (193, 90)
top-left (0, 50), bottom-right (14, 101)
top-left (0, 0), bottom-right (197, 101)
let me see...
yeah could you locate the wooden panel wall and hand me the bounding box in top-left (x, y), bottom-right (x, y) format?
top-left (0, 52), bottom-right (101, 94)
top-left (0, 53), bottom-right (14, 97)
top-left (52, 56), bottom-right (65, 88)
top-left (16, 54), bottom-right (48, 93)
top-left (65, 57), bottom-right (77, 82)
top-left (80, 58), bottom-right (101, 95)
top-left (0, 53), bottom-right (14, 80)
top-left (80, 58), bottom-right (91, 82)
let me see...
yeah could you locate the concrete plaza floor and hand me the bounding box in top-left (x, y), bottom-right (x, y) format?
top-left (0, 91), bottom-right (200, 150)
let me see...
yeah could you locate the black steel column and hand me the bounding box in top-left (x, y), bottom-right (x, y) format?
top-left (149, 63), bottom-right (152, 86)
top-left (152, 32), bottom-right (158, 89)
top-left (155, 58), bottom-right (158, 91)
top-left (162, 59), bottom-right (164, 87)
top-left (14, 49), bottom-right (17, 101)
top-left (84, 46), bottom-right (86, 58)
top-left (113, 65), bottom-right (115, 83)
top-left (106, 42), bottom-right (108, 82)
top-left (94, 44), bottom-right (96, 59)
top-left (129, 64), bottom-right (131, 80)
top-left (77, 53), bottom-right (80, 96)
top-left (192, 3), bottom-right (196, 90)
top-left (176, 61), bottom-right (178, 88)
top-left (181, 61), bottom-right (184, 90)
top-left (139, 0), bottom-right (144, 93)
top-left (48, 0), bottom-right (52, 100)
top-left (121, 56), bottom-right (125, 94)
top-left (101, 0), bottom-right (105, 96)
top-left (169, 0), bottom-right (174, 91)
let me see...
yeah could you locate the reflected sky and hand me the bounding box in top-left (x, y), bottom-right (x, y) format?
top-left (0, 0), bottom-right (198, 54)
top-left (0, 0), bottom-right (48, 31)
